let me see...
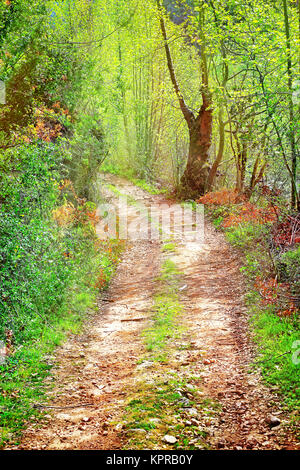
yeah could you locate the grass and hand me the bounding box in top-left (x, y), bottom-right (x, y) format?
top-left (142, 258), bottom-right (184, 362)
top-left (0, 288), bottom-right (95, 447)
top-left (247, 291), bottom-right (300, 413)
top-left (162, 242), bottom-right (177, 252)
top-left (122, 376), bottom-right (218, 450)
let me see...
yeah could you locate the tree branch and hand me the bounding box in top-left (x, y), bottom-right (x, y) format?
top-left (156, 0), bottom-right (195, 129)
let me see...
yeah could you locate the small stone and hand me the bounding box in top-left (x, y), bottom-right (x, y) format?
top-left (149, 418), bottom-right (160, 424)
top-left (267, 415), bottom-right (281, 427)
top-left (162, 435), bottom-right (177, 444)
top-left (187, 408), bottom-right (198, 417)
top-left (185, 421), bottom-right (192, 426)
top-left (186, 384), bottom-right (194, 391)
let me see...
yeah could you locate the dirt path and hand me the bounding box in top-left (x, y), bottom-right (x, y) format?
top-left (13, 175), bottom-right (298, 450)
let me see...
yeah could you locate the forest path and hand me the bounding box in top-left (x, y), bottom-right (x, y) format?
top-left (14, 175), bottom-right (298, 450)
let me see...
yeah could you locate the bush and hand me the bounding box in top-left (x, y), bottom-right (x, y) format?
top-left (62, 115), bottom-right (108, 200)
top-left (0, 142), bottom-right (96, 344)
top-left (278, 246), bottom-right (300, 300)
top-left (225, 222), bottom-right (268, 249)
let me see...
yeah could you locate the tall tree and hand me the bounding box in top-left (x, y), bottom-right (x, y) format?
top-left (157, 0), bottom-right (213, 197)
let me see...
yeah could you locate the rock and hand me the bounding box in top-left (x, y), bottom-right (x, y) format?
top-left (179, 398), bottom-right (191, 407)
top-left (267, 415), bottom-right (281, 427)
top-left (185, 421), bottom-right (192, 426)
top-left (186, 384), bottom-right (194, 391)
top-left (162, 435), bottom-right (177, 444)
top-left (149, 418), bottom-right (160, 424)
top-left (187, 408), bottom-right (198, 417)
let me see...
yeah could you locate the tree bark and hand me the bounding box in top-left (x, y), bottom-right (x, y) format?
top-left (283, 0), bottom-right (298, 210)
top-left (181, 102), bottom-right (213, 196)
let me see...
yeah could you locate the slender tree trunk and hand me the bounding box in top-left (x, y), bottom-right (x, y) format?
top-left (283, 0), bottom-right (298, 210)
top-left (118, 40), bottom-right (132, 162)
top-left (207, 107), bottom-right (225, 191)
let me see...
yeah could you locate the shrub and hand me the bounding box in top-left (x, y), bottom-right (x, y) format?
top-left (0, 143), bottom-right (96, 343)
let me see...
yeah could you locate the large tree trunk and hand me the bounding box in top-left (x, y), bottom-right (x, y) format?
top-left (180, 102), bottom-right (213, 197)
top-left (157, 0), bottom-right (213, 199)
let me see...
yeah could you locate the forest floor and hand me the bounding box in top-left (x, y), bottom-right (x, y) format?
top-left (11, 175), bottom-right (299, 450)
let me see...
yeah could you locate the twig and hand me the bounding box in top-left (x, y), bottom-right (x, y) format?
top-left (121, 317), bottom-right (148, 322)
top-left (253, 350), bottom-right (292, 365)
top-left (33, 403), bottom-right (94, 410)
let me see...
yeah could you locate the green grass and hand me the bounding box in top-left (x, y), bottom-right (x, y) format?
top-left (247, 291), bottom-right (300, 413)
top-left (122, 376), bottom-right (218, 450)
top-left (142, 258), bottom-right (184, 362)
top-left (162, 242), bottom-right (176, 252)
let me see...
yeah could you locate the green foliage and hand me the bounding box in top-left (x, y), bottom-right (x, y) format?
top-left (1, 144), bottom-right (71, 340)
top-left (62, 114), bottom-right (109, 200)
top-left (212, 215), bottom-right (224, 230)
top-left (278, 246), bottom-right (300, 294)
top-left (225, 222), bottom-right (267, 249)
top-left (248, 295), bottom-right (300, 413)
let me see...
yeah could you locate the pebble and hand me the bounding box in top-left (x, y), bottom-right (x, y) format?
top-left (149, 418), bottom-right (161, 424)
top-left (267, 415), bottom-right (281, 427)
top-left (162, 435), bottom-right (177, 444)
top-left (187, 408), bottom-right (198, 417)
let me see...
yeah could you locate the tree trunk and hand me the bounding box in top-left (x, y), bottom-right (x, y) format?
top-left (180, 102), bottom-right (213, 197)
top-left (207, 107), bottom-right (225, 191)
top-left (283, 0), bottom-right (298, 210)
top-left (157, 0), bottom-right (213, 198)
